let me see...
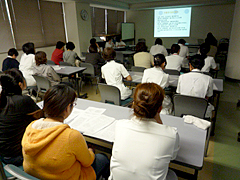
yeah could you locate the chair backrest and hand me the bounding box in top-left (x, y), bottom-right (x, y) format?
top-left (116, 52), bottom-right (124, 63)
top-left (32, 75), bottom-right (51, 92)
top-left (164, 69), bottom-right (180, 76)
top-left (98, 83), bottom-right (121, 106)
top-left (47, 60), bottom-right (55, 65)
top-left (80, 62), bottom-right (95, 76)
top-left (173, 94), bottom-right (208, 119)
top-left (59, 61), bottom-right (72, 66)
top-left (0, 161), bottom-right (7, 180)
top-left (4, 164), bottom-right (39, 180)
top-left (131, 66), bottom-right (146, 72)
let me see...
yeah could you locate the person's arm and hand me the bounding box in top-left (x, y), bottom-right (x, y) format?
top-left (48, 66), bottom-right (61, 82)
top-left (125, 75), bottom-right (132, 81)
top-left (121, 65), bottom-right (132, 81)
top-left (163, 47), bottom-right (168, 57)
top-left (171, 131), bottom-right (180, 160)
top-left (70, 130), bottom-right (95, 167)
top-left (206, 77), bottom-right (213, 99)
top-left (211, 58), bottom-right (218, 70)
top-left (176, 76), bottom-right (182, 94)
top-left (150, 54), bottom-right (154, 66)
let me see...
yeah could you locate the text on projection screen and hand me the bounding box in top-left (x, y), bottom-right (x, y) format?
top-left (154, 7), bottom-right (192, 37)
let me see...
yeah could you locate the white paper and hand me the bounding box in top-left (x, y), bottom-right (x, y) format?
top-left (84, 107), bottom-right (106, 115)
top-left (132, 75), bottom-right (142, 82)
top-left (84, 120), bottom-right (117, 142)
top-left (64, 108), bottom-right (84, 124)
top-left (37, 101), bottom-right (43, 109)
top-left (51, 65), bottom-right (65, 70)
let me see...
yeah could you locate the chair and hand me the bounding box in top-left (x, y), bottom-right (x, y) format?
top-left (131, 66), bottom-right (146, 72)
top-left (173, 94), bottom-right (211, 156)
top-left (59, 61), bottom-right (72, 66)
top-left (32, 75), bottom-right (51, 102)
top-left (0, 161), bottom-right (7, 180)
top-left (80, 62), bottom-right (100, 93)
top-left (47, 60), bottom-right (55, 65)
top-left (4, 164), bottom-right (39, 180)
top-left (116, 51), bottom-right (124, 63)
top-left (164, 69), bottom-right (180, 76)
top-left (98, 83), bottom-right (133, 107)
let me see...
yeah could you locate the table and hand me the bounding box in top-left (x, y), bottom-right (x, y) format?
top-left (52, 66), bottom-right (87, 98)
top-left (64, 98), bottom-right (207, 179)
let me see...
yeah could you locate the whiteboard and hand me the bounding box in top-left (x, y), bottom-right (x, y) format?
top-left (121, 23), bottom-right (135, 40)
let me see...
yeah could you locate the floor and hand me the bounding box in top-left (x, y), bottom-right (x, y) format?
top-left (78, 69), bottom-right (240, 180)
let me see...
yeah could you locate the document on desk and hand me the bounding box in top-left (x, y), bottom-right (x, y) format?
top-left (132, 75), bottom-right (142, 82)
top-left (84, 107), bottom-right (106, 115)
top-left (64, 108), bottom-right (84, 124)
top-left (84, 120), bottom-right (117, 142)
top-left (51, 65), bottom-right (65, 71)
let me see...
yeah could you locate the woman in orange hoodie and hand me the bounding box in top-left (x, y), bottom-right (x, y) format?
top-left (22, 84), bottom-right (109, 180)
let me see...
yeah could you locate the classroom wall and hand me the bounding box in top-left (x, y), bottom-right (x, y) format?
top-left (126, 4), bottom-right (235, 49)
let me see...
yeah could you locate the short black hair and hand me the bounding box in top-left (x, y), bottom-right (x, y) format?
top-left (102, 47), bottom-right (116, 62)
top-left (22, 42), bottom-right (35, 55)
top-left (200, 43), bottom-right (210, 55)
top-left (8, 48), bottom-right (18, 57)
top-left (136, 42), bottom-right (147, 52)
top-left (56, 41), bottom-right (65, 49)
top-left (189, 54), bottom-right (205, 70)
top-left (90, 38), bottom-right (96, 45)
top-left (155, 38), bottom-right (162, 45)
top-left (171, 44), bottom-right (180, 54)
top-left (66, 42), bottom-right (75, 50)
top-left (178, 39), bottom-right (186, 44)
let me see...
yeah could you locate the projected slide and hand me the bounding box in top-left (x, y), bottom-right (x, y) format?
top-left (154, 7), bottom-right (192, 37)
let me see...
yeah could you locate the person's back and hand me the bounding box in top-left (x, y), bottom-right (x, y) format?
top-left (0, 69), bottom-right (39, 166)
top-left (63, 42), bottom-right (81, 66)
top-left (178, 39), bottom-right (189, 58)
top-left (150, 38), bottom-right (168, 56)
top-left (51, 41), bottom-right (65, 65)
top-left (165, 44), bottom-right (183, 71)
top-left (2, 48), bottom-right (19, 71)
top-left (199, 43), bottom-right (217, 72)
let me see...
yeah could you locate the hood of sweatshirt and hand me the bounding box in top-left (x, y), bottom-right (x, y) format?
top-left (22, 120), bottom-right (70, 156)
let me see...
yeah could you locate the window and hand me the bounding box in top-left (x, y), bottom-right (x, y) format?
top-left (91, 6), bottom-right (125, 37)
top-left (0, 0), bottom-right (65, 53)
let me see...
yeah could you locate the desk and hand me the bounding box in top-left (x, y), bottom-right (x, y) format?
top-left (65, 98), bottom-right (207, 179)
top-left (52, 66), bottom-right (87, 97)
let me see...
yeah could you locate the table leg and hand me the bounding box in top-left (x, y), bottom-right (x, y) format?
top-left (75, 75), bottom-right (87, 98)
top-left (211, 92), bottom-right (221, 136)
top-left (193, 169), bottom-right (198, 180)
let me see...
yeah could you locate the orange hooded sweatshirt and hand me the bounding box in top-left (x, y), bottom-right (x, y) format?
top-left (22, 119), bottom-right (96, 180)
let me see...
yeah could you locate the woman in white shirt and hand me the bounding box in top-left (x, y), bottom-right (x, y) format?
top-left (19, 42), bottom-right (36, 86)
top-left (109, 83), bottom-right (179, 180)
top-left (115, 36), bottom-right (126, 47)
top-left (142, 54), bottom-right (172, 114)
top-left (105, 37), bottom-right (114, 48)
top-left (150, 38), bottom-right (168, 56)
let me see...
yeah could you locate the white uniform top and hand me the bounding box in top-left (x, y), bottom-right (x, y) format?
top-left (109, 116), bottom-right (179, 180)
top-left (19, 53), bottom-right (36, 86)
top-left (101, 60), bottom-right (132, 100)
top-left (176, 69), bottom-right (213, 98)
top-left (115, 41), bottom-right (126, 47)
top-left (150, 44), bottom-right (168, 56)
top-left (133, 52), bottom-right (154, 69)
top-left (165, 53), bottom-right (184, 71)
top-left (142, 67), bottom-right (169, 89)
top-left (105, 41), bottom-right (114, 48)
top-left (178, 44), bottom-right (189, 58)
top-left (201, 56), bottom-right (217, 72)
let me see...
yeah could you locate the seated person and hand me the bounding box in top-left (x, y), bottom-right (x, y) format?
top-left (88, 38), bottom-right (101, 52)
top-left (178, 39), bottom-right (189, 68)
top-left (51, 41), bottom-right (65, 65)
top-left (22, 84), bottom-right (110, 180)
top-left (176, 55), bottom-right (214, 118)
top-left (199, 43), bottom-right (218, 72)
top-left (109, 83), bottom-right (179, 180)
top-left (33, 51), bottom-right (61, 86)
top-left (19, 42), bottom-right (36, 86)
top-left (85, 44), bottom-right (105, 75)
top-left (63, 42), bottom-right (81, 66)
top-left (165, 44), bottom-right (184, 71)
top-left (0, 69), bottom-right (39, 166)
top-left (105, 37), bottom-right (114, 48)
top-left (134, 42), bottom-right (154, 68)
top-left (142, 54), bottom-right (172, 114)
top-left (150, 38), bottom-right (168, 56)
top-left (101, 47), bottom-right (132, 100)
top-left (2, 48), bottom-right (19, 71)
top-left (115, 36), bottom-right (126, 47)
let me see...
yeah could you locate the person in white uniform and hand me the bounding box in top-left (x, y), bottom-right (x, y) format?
top-left (165, 44), bottom-right (184, 71)
top-left (178, 39), bottom-right (189, 68)
top-left (199, 43), bottom-right (218, 72)
top-left (101, 47), bottom-right (132, 100)
top-left (105, 37), bottom-right (114, 48)
top-left (115, 36), bottom-right (126, 47)
top-left (19, 42), bottom-right (36, 86)
top-left (142, 54), bottom-right (172, 114)
top-left (150, 38), bottom-right (168, 56)
top-left (134, 42), bottom-right (154, 68)
top-left (109, 83), bottom-right (179, 180)
top-left (176, 55), bottom-right (214, 118)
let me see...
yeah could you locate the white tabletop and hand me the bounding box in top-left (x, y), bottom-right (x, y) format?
top-left (51, 65), bottom-right (86, 76)
top-left (69, 98), bottom-right (207, 170)
top-left (128, 71), bottom-right (223, 92)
